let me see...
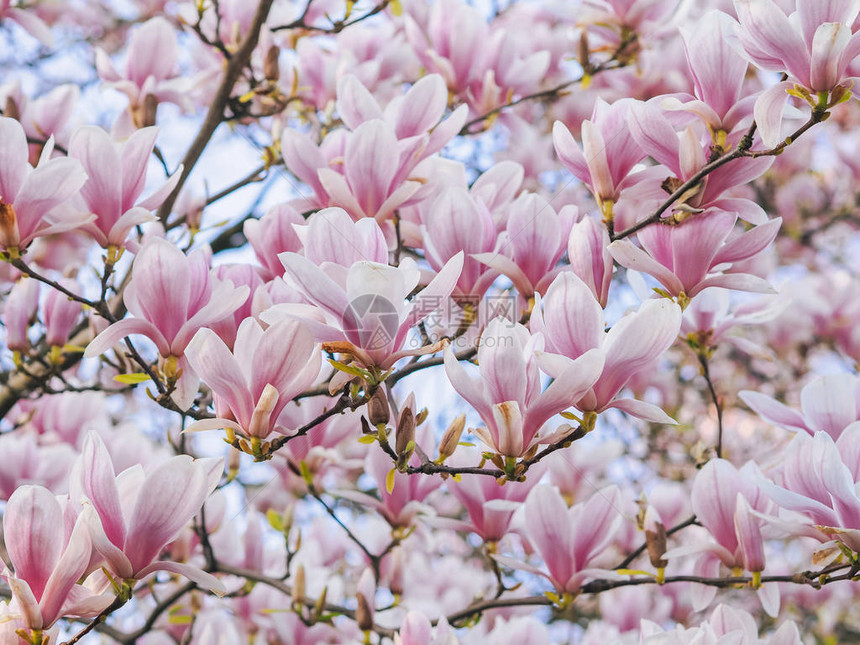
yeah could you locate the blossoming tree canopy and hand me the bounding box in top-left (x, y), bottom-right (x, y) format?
top-left (4, 0), bottom-right (860, 642)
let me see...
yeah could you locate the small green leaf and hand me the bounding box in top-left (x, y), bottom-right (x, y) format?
top-left (329, 359), bottom-right (369, 378)
top-left (266, 509), bottom-right (283, 532)
top-left (113, 373), bottom-right (151, 384)
top-left (357, 435), bottom-right (377, 444)
top-left (615, 569), bottom-right (653, 577)
top-left (385, 468), bottom-right (396, 494)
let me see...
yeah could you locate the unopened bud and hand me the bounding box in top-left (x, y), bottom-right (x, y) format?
top-left (4, 96), bottom-right (20, 122)
top-left (355, 592), bottom-right (373, 631)
top-left (578, 30), bottom-right (589, 69)
top-left (644, 506), bottom-right (668, 569)
top-left (360, 415), bottom-right (374, 435)
top-left (142, 93), bottom-right (159, 128)
top-left (395, 407), bottom-right (415, 457)
top-left (264, 45), bottom-right (281, 82)
top-left (437, 414), bottom-right (466, 462)
top-left (367, 387), bottom-right (390, 426)
top-left (292, 564), bottom-right (306, 606)
top-left (415, 407), bottom-right (429, 426)
top-left (249, 383), bottom-right (279, 438)
top-left (0, 201), bottom-right (20, 250)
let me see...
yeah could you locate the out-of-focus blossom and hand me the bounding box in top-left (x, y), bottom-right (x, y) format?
top-left (740, 374), bottom-right (860, 440)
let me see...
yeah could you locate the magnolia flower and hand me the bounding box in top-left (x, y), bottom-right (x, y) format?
top-left (2, 485), bottom-right (112, 632)
top-left (553, 99), bottom-right (645, 215)
top-left (494, 485), bottom-right (623, 593)
top-left (0, 116), bottom-right (88, 255)
top-left (84, 237), bottom-right (249, 409)
top-left (531, 272), bottom-right (681, 423)
top-left (184, 318), bottom-right (321, 440)
top-left (272, 252), bottom-right (464, 370)
top-left (72, 433), bottom-right (225, 593)
top-left (69, 126), bottom-right (181, 249)
top-left (609, 211), bottom-right (781, 301)
top-left (733, 0), bottom-right (860, 146)
top-left (244, 203), bottom-right (305, 282)
top-left (444, 317), bottom-right (604, 457)
top-left (96, 17), bottom-right (195, 128)
top-left (741, 374), bottom-right (860, 440)
top-left (473, 194), bottom-right (576, 299)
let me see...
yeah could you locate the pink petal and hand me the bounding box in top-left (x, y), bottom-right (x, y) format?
top-left (626, 101), bottom-right (681, 176)
top-left (336, 75), bottom-right (383, 130)
top-left (184, 327), bottom-right (253, 423)
top-left (83, 317), bottom-right (168, 358)
top-left (4, 485), bottom-right (63, 600)
top-left (68, 126), bottom-right (122, 227)
top-left (135, 561), bottom-right (226, 596)
top-left (608, 240), bottom-right (684, 296)
top-left (39, 516), bottom-right (92, 627)
top-left (552, 121), bottom-right (591, 184)
top-left (753, 81), bottom-right (794, 149)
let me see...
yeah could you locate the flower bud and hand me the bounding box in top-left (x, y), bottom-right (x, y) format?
top-left (292, 564), bottom-right (306, 606)
top-left (367, 387), bottom-right (390, 426)
top-left (264, 45), bottom-right (281, 82)
top-left (644, 506), bottom-right (668, 569)
top-left (437, 414), bottom-right (465, 462)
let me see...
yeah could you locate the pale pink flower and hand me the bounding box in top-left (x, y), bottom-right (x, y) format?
top-left (742, 374), bottom-right (860, 441)
top-left (244, 204), bottom-right (304, 282)
top-left (553, 99), bottom-right (645, 213)
top-left (423, 187), bottom-right (499, 298)
top-left (445, 448), bottom-right (545, 541)
top-left (4, 276), bottom-right (39, 353)
top-left (0, 0), bottom-right (53, 45)
top-left (733, 0), bottom-right (860, 146)
top-left (184, 318), bottom-right (321, 440)
top-left (0, 116), bottom-right (88, 254)
top-left (495, 485), bottom-right (623, 593)
top-left (473, 194), bottom-right (577, 299)
top-left (69, 126), bottom-right (181, 249)
top-left (96, 17), bottom-right (195, 128)
top-left (2, 485), bottom-right (111, 631)
top-left (531, 272), bottom-right (681, 423)
top-left (43, 278), bottom-right (82, 348)
top-left (84, 237), bottom-right (250, 409)
top-left (0, 432), bottom-right (76, 500)
top-left (568, 216), bottom-right (613, 308)
top-left (609, 211), bottom-right (781, 300)
top-left (444, 317), bottom-right (604, 457)
top-left (73, 432), bottom-right (225, 592)
top-left (272, 252), bottom-right (463, 369)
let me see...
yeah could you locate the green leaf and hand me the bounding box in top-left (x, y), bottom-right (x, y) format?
top-left (357, 435), bottom-right (377, 444)
top-left (266, 509), bottom-right (284, 533)
top-left (113, 373), bottom-right (151, 384)
top-left (385, 468), bottom-right (396, 494)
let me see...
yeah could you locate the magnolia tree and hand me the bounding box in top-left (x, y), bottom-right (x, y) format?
top-left (4, 0), bottom-right (860, 643)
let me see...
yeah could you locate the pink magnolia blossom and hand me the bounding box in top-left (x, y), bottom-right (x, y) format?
top-left (682, 460), bottom-right (772, 575)
top-left (444, 317), bottom-right (604, 457)
top-left (43, 278), bottom-right (82, 348)
top-left (495, 484), bottom-right (623, 593)
top-left (272, 252), bottom-right (463, 370)
top-left (0, 432), bottom-right (77, 500)
top-left (0, 82), bottom-right (79, 160)
top-left (68, 125), bottom-right (181, 249)
top-left (758, 426), bottom-right (860, 555)
top-left (609, 211), bottom-right (781, 301)
top-left (444, 448), bottom-right (545, 542)
top-left (553, 99), bottom-right (645, 216)
top-left (568, 216), bottom-right (613, 308)
top-left (741, 374), bottom-right (860, 440)
top-left (184, 318), bottom-right (321, 440)
top-left (0, 0), bottom-right (53, 45)
top-left (2, 485), bottom-right (111, 632)
top-left (639, 603), bottom-right (802, 644)
top-left (73, 433), bottom-right (226, 592)
top-left (95, 17), bottom-right (194, 128)
top-left (293, 206), bottom-right (389, 281)
top-left (531, 272), bottom-right (681, 423)
top-left (625, 100), bottom-right (775, 225)
top-left (661, 11), bottom-right (755, 139)
top-left (733, 0), bottom-right (860, 146)
top-left (84, 237), bottom-right (250, 409)
top-left (473, 194), bottom-right (577, 300)
top-left (423, 187), bottom-right (500, 298)
top-left (4, 276), bottom-right (39, 353)
top-left (244, 204), bottom-right (304, 282)
top-left (395, 611), bottom-right (456, 645)
top-left (0, 116), bottom-right (88, 254)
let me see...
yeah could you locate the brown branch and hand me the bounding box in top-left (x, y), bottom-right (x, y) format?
top-left (156, 0), bottom-right (276, 223)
